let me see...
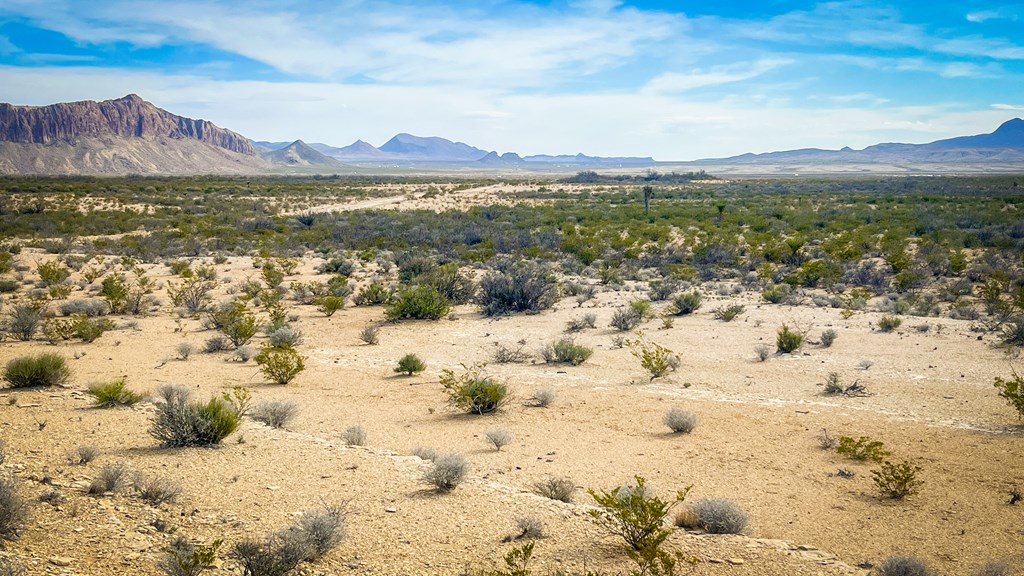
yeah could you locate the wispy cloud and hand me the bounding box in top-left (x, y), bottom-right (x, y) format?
top-left (643, 59), bottom-right (792, 94)
top-left (966, 7), bottom-right (1020, 23)
top-left (992, 103), bottom-right (1024, 111)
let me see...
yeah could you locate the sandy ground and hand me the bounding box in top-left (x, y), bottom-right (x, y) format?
top-left (1, 253), bottom-right (1022, 576)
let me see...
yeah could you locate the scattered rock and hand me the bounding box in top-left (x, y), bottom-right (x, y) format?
top-left (49, 556), bottom-right (73, 566)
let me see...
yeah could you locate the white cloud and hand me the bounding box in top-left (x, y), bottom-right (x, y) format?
top-left (643, 58), bottom-right (792, 94)
top-left (966, 8), bottom-right (1020, 23)
top-left (992, 103), bottom-right (1024, 111)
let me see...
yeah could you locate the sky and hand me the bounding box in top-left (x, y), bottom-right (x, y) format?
top-left (1, 0), bottom-right (1022, 160)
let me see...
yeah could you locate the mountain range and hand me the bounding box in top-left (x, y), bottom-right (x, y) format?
top-left (0, 94), bottom-right (1021, 175)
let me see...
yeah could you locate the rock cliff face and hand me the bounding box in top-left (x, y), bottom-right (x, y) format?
top-left (0, 94), bottom-right (254, 155)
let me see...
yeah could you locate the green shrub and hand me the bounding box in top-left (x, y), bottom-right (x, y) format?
top-left (836, 435), bottom-right (890, 463)
top-left (776, 324), bottom-right (803, 353)
top-left (626, 336), bottom-right (679, 380)
top-left (0, 475), bottom-right (28, 541)
top-left (541, 338), bottom-right (593, 366)
top-left (255, 345), bottom-right (306, 385)
top-left (318, 256), bottom-right (354, 276)
top-left (3, 353), bottom-right (71, 388)
top-left (712, 304), bottom-right (745, 321)
top-left (877, 314), bottom-right (902, 332)
top-left (993, 369), bottom-right (1024, 419)
top-left (761, 284), bottom-right (791, 304)
top-left (872, 460), bottom-right (923, 499)
top-left (353, 282), bottom-right (393, 306)
top-left (87, 377), bottom-right (143, 407)
top-left (418, 263), bottom-right (476, 305)
top-left (0, 279), bottom-right (19, 294)
top-left (394, 353), bottom-right (426, 376)
top-left (479, 263), bottom-right (558, 316)
top-left (208, 302), bottom-right (257, 347)
top-left (149, 385), bottom-right (240, 447)
top-left (385, 285), bottom-right (450, 321)
top-left (37, 259), bottom-right (70, 286)
top-left (315, 295), bottom-right (345, 317)
top-left (70, 315), bottom-right (115, 343)
top-left (159, 537), bottom-right (222, 576)
top-left (101, 274), bottom-right (130, 313)
top-left (691, 498), bottom-right (748, 534)
top-left (440, 364), bottom-right (508, 414)
top-left (672, 291), bottom-right (703, 315)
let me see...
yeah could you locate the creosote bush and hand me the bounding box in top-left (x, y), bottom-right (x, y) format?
top-left (479, 262), bottom-right (558, 317)
top-left (541, 338), bottom-right (593, 366)
top-left (877, 314), bottom-right (902, 332)
top-left (87, 377), bottom-right (144, 407)
top-left (691, 498), bottom-right (748, 534)
top-left (394, 353), bottom-right (426, 376)
top-left (385, 285), bottom-right (450, 321)
top-left (159, 537), bottom-right (221, 576)
top-left (424, 453), bottom-right (469, 492)
top-left (776, 324), bottom-right (804, 353)
top-left (877, 556), bottom-right (935, 576)
top-left (255, 345), bottom-right (306, 385)
top-left (251, 400), bottom-right (299, 429)
top-left (836, 435), bottom-right (890, 463)
top-left (993, 369), bottom-right (1024, 420)
top-left (626, 335), bottom-right (680, 380)
top-left (440, 364), bottom-right (509, 414)
top-left (315, 295), bottom-right (345, 317)
top-left (872, 460), bottom-right (923, 499)
top-left (3, 353), bottom-right (71, 388)
top-left (149, 385), bottom-right (241, 447)
top-left (663, 407), bottom-right (697, 434)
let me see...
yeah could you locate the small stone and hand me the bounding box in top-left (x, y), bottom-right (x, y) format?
top-left (727, 558), bottom-right (745, 565)
top-left (385, 507), bottom-right (397, 513)
top-left (49, 557), bottom-right (73, 567)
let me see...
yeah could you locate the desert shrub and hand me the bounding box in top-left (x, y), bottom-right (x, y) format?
top-left (993, 369), bottom-right (1024, 419)
top-left (176, 342), bottom-right (195, 360)
top-left (72, 445), bottom-right (99, 465)
top-left (60, 299), bottom-right (109, 317)
top-left (268, 326), bottom-right (303, 348)
top-left (817, 428), bottom-right (838, 450)
top-left (424, 453), bottom-right (469, 492)
top-left (315, 296), bottom-right (344, 317)
top-left (417, 263), bottom-right (476, 305)
top-left (167, 278), bottom-right (214, 315)
top-left (873, 460), bottom-right (923, 499)
top-left (342, 425), bottom-right (367, 446)
top-left (89, 462), bottom-right (129, 494)
top-left (149, 385), bottom-right (240, 447)
top-left (394, 353), bottom-right (426, 376)
top-left (283, 504), bottom-right (345, 561)
top-left (822, 372), bottom-right (868, 397)
top-left (411, 447), bottom-right (438, 461)
top-left (1002, 318), bottom-right (1024, 347)
top-left (820, 328), bottom-right (838, 347)
top-left (6, 304), bottom-right (41, 341)
top-left (251, 400), bottom-right (299, 429)
top-left (877, 556), bottom-right (935, 576)
top-left (231, 534), bottom-right (308, 576)
top-left (609, 307), bottom-right (643, 331)
top-left (70, 315), bottom-right (116, 343)
top-left (318, 257), bottom-right (354, 276)
top-left (712, 304), bottom-right (745, 322)
top-left (234, 345), bottom-right (256, 362)
top-left (972, 562), bottom-right (1011, 576)
top-left (532, 477), bottom-right (575, 503)
top-left (663, 407), bottom-right (697, 434)
top-left (159, 537), bottom-right (222, 576)
top-left (541, 338), bottom-right (593, 365)
top-left (877, 315), bottom-right (902, 332)
top-left (134, 474), bottom-right (182, 506)
top-left (385, 285), bottom-right (450, 321)
top-left (440, 365), bottom-right (509, 414)
top-left (761, 283), bottom-right (792, 304)
top-left (353, 282), bottom-right (393, 306)
top-left (479, 263), bottom-right (558, 316)
top-left (836, 435), bottom-right (890, 463)
top-left (484, 428), bottom-right (514, 451)
top-left (209, 302), bottom-right (257, 347)
top-left (0, 280), bottom-right (18, 294)
top-left (0, 557), bottom-right (26, 576)
top-left (492, 343), bottom-right (530, 364)
top-left (691, 498), bottom-right (748, 534)
top-left (509, 516), bottom-right (545, 541)
top-left (776, 324), bottom-right (803, 353)
top-left (37, 259), bottom-right (70, 286)
top-left (203, 336), bottom-right (230, 353)
top-left (528, 387), bottom-right (556, 408)
top-left (0, 475), bottom-right (28, 541)
top-left (626, 336), bottom-right (679, 380)
top-left (358, 325), bottom-right (379, 345)
top-left (671, 291), bottom-right (703, 315)
top-left (565, 313), bottom-right (597, 332)
top-left (588, 476), bottom-right (686, 552)
top-left (3, 353), bottom-right (71, 388)
top-left (87, 377), bottom-right (143, 407)
top-left (754, 343), bottom-right (772, 362)
top-left (255, 345), bottom-right (306, 385)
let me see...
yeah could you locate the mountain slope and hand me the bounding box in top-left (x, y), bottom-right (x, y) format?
top-left (378, 133), bottom-right (489, 161)
top-left (260, 140), bottom-right (346, 167)
top-left (0, 94), bottom-right (264, 175)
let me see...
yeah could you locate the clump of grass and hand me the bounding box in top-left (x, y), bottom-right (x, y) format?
top-left (531, 477), bottom-right (575, 503)
top-left (89, 462), bottom-right (129, 494)
top-left (3, 353), bottom-right (71, 388)
top-left (609, 307), bottom-right (642, 331)
top-left (0, 475), bottom-right (28, 541)
top-left (663, 407), bottom-right (697, 434)
top-left (484, 428), bottom-right (514, 451)
top-left (492, 343), bottom-right (530, 364)
top-left (541, 338), bottom-right (593, 365)
top-left (821, 372), bottom-right (868, 397)
top-left (87, 377), bottom-right (143, 407)
top-left (358, 325), bottom-right (379, 345)
top-left (691, 498), bottom-right (748, 534)
top-left (176, 342), bottom-right (195, 360)
top-left (754, 343), bottom-right (772, 362)
top-left (816, 428), bottom-right (838, 450)
top-left (877, 315), bottom-right (902, 332)
top-left (203, 336), bottom-right (230, 353)
top-left (877, 556), bottom-right (935, 576)
top-left (342, 425), bottom-right (367, 446)
top-left (565, 313), bottom-right (597, 332)
top-left (283, 504), bottom-right (346, 561)
top-left (712, 304), bottom-right (745, 322)
top-left (776, 324), bottom-right (804, 353)
top-left (251, 400), bottom-right (299, 429)
top-left (672, 291), bottom-right (703, 315)
top-left (527, 387), bottom-right (555, 408)
top-left (508, 516), bottom-right (545, 540)
top-left (872, 460), bottom-right (923, 499)
top-left (71, 445), bottom-right (99, 465)
top-left (424, 453), bottom-right (469, 492)
top-left (133, 474), bottom-right (182, 506)
top-left (394, 353), bottom-right (426, 376)
top-left (231, 534), bottom-right (309, 576)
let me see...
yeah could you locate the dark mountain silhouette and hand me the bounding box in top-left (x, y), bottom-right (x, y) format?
top-left (259, 140), bottom-right (345, 167)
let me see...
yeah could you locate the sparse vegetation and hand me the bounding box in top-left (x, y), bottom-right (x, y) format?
top-left (159, 537), bottom-right (222, 576)
top-left (872, 460), bottom-right (923, 499)
top-left (712, 304), bottom-right (745, 321)
top-left (358, 325), bottom-right (379, 345)
top-left (626, 335), bottom-right (680, 380)
top-left (754, 343), bottom-right (772, 362)
top-left (479, 263), bottom-right (558, 317)
top-left (993, 369), bottom-right (1024, 419)
top-left (610, 307), bottom-right (643, 331)
top-left (342, 425), bottom-right (367, 446)
top-left (877, 315), bottom-right (902, 332)
top-left (176, 342), bottom-right (195, 360)
top-left (440, 364), bottom-right (509, 414)
top-left (424, 453), bottom-right (469, 492)
top-left (251, 400), bottom-right (299, 429)
top-left (532, 477), bottom-right (575, 503)
top-left (395, 353), bottom-right (426, 376)
top-left (89, 462), bottom-right (129, 494)
top-left (877, 556), bottom-right (935, 576)
top-left (541, 337), bottom-right (593, 365)
top-left (0, 475), bottom-right (28, 541)
top-left (87, 377), bottom-right (144, 407)
top-left (691, 498), bottom-right (748, 534)
top-left (836, 435), bottom-right (890, 463)
top-left (3, 353), bottom-right (71, 388)
top-left (776, 324), bottom-right (804, 353)
top-left (134, 474), bottom-right (182, 506)
top-left (255, 345), bottom-right (306, 385)
top-left (527, 387), bottom-right (555, 408)
top-left (663, 407), bottom-right (697, 434)
top-left (492, 343), bottom-right (531, 364)
top-left (149, 385), bottom-right (240, 447)
top-left (484, 427), bottom-right (514, 451)
top-left (820, 328), bottom-right (838, 347)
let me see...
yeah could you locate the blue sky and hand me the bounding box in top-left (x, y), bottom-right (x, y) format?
top-left (1, 0), bottom-right (1022, 159)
